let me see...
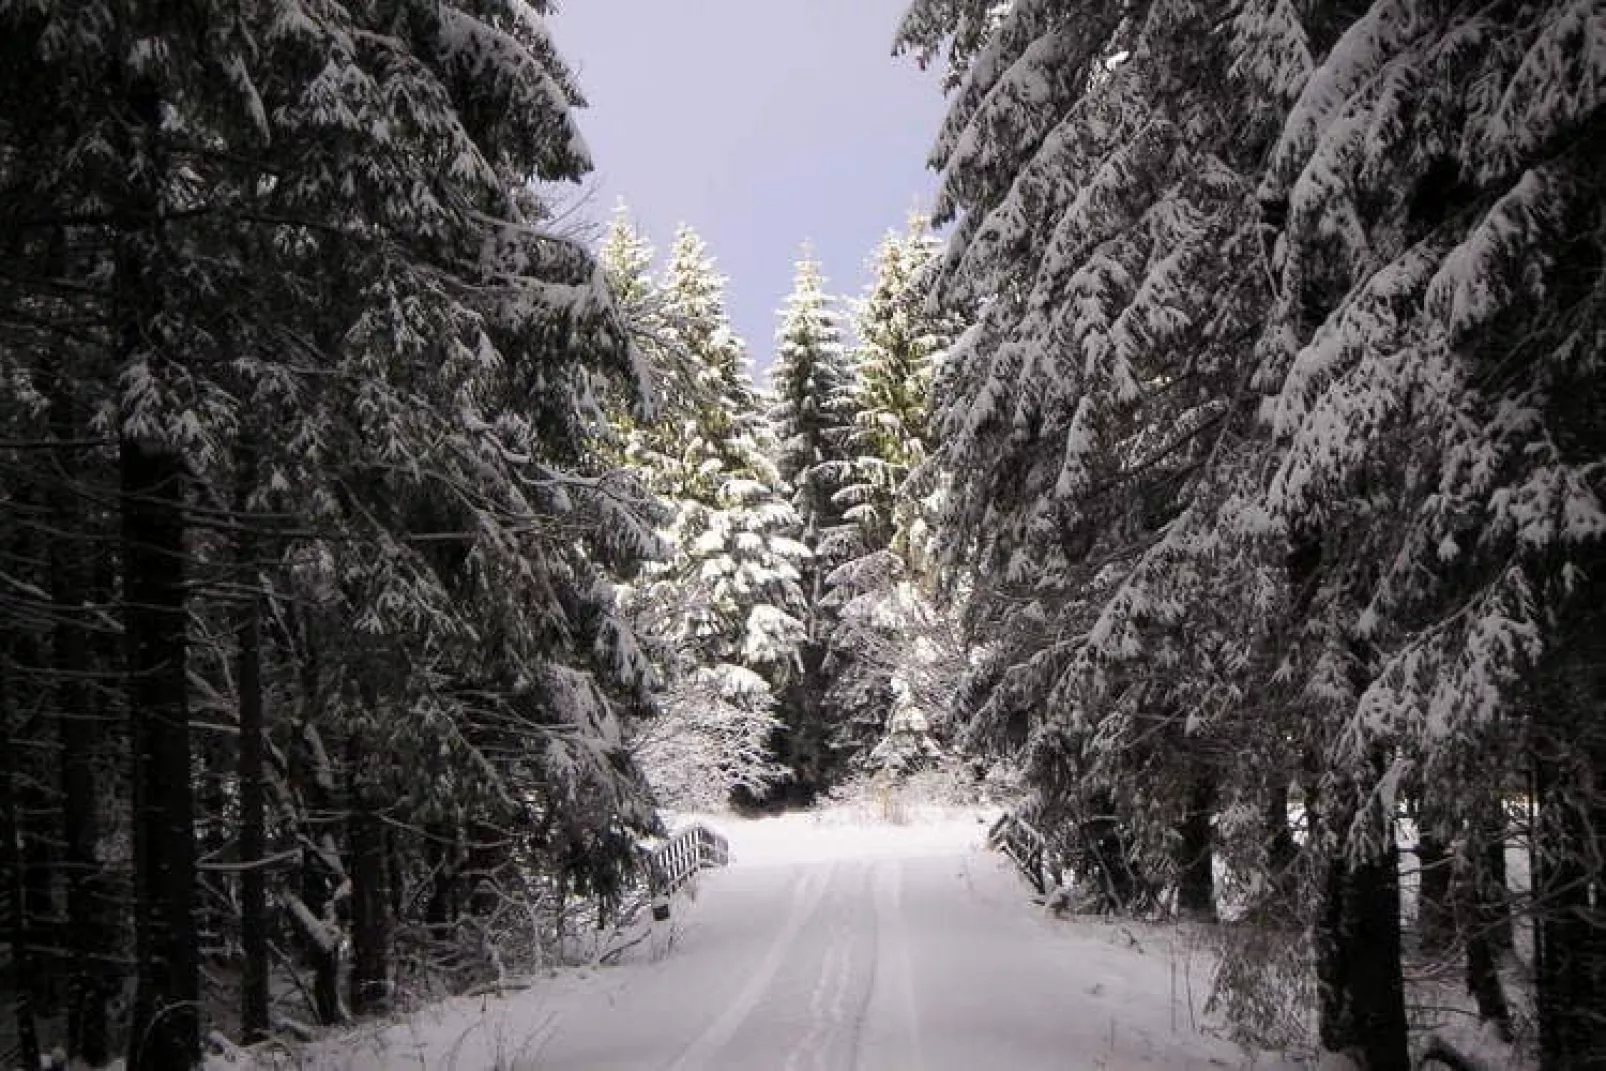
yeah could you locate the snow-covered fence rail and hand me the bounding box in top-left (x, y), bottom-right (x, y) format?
top-left (988, 811), bottom-right (1061, 895)
top-left (646, 824), bottom-right (730, 914)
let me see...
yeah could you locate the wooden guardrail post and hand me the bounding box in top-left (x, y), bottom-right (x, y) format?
top-left (989, 810), bottom-right (1057, 896)
top-left (645, 823), bottom-right (731, 921)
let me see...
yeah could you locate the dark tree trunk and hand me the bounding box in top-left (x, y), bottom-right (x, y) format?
top-left (1346, 840), bottom-right (1410, 1070)
top-left (52, 510), bottom-right (112, 1064)
top-left (1265, 782), bottom-right (1298, 900)
top-left (121, 438), bottom-right (200, 1071)
top-left (1081, 791), bottom-right (1146, 912)
top-left (2, 657), bottom-right (44, 1071)
top-left (1455, 796), bottom-right (1512, 1040)
top-left (1476, 798), bottom-right (1513, 953)
top-left (235, 461), bottom-right (270, 1043)
top-left (8, 532), bottom-right (58, 1016)
top-left (1460, 864), bottom-right (1513, 1041)
top-left (1416, 831), bottom-right (1454, 958)
top-left (425, 825), bottom-right (459, 929)
top-left (40, 240), bottom-right (112, 1066)
top-left (1315, 792), bottom-right (1409, 1070)
top-left (1176, 777), bottom-right (1216, 920)
top-left (1315, 847), bottom-right (1348, 1054)
top-left (291, 716), bottom-right (345, 1026)
top-left (1533, 572), bottom-right (1606, 1071)
top-left (1535, 753), bottom-right (1606, 1069)
top-left (282, 608), bottom-right (346, 1027)
top-left (346, 729), bottom-right (391, 1016)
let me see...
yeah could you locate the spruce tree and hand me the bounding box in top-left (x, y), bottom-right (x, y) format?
top-left (900, 0), bottom-right (1606, 1061)
top-left (824, 214), bottom-right (963, 767)
top-left (766, 246), bottom-right (858, 794)
top-left (606, 223), bottom-right (807, 809)
top-left (1, 2), bottom-right (663, 1062)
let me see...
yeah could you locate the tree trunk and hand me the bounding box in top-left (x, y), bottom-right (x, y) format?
top-left (1533, 571), bottom-right (1606, 1071)
top-left (233, 446), bottom-right (269, 1041)
top-left (39, 238), bottom-right (112, 1066)
top-left (291, 715), bottom-right (345, 1026)
top-left (1176, 777), bottom-right (1215, 920)
top-left (1346, 839), bottom-right (1410, 1070)
top-left (1460, 856), bottom-right (1513, 1042)
top-left (1416, 831), bottom-right (1454, 958)
top-left (121, 438), bottom-right (200, 1071)
top-left (1315, 792), bottom-right (1409, 1070)
top-left (235, 476), bottom-right (270, 1043)
top-left (425, 825), bottom-right (459, 929)
top-left (1450, 795), bottom-right (1511, 1040)
top-left (1535, 752), bottom-right (1606, 1069)
top-left (346, 729), bottom-right (391, 1016)
top-left (52, 512), bottom-right (112, 1065)
top-left (1474, 797), bottom-right (1513, 953)
top-left (2, 657), bottom-right (44, 1071)
top-left (1265, 781), bottom-right (1298, 901)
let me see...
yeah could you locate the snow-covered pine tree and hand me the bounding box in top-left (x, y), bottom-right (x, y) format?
top-left (608, 223), bottom-right (807, 809)
top-left (903, 0), bottom-right (1606, 1060)
top-left (823, 214), bottom-right (966, 767)
top-left (242, 0), bottom-right (666, 1022)
top-left (769, 245), bottom-right (857, 599)
top-left (1250, 0), bottom-right (1606, 1059)
top-left (895, 0), bottom-right (1430, 1053)
top-left (765, 246), bottom-right (859, 793)
top-left (1, 0), bottom-right (665, 1059)
top-left (895, 0), bottom-right (1285, 926)
top-left (839, 214), bottom-right (953, 563)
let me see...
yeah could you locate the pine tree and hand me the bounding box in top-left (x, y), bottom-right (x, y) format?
top-left (895, 0), bottom-right (1280, 931)
top-left (1249, 1), bottom-right (1606, 1060)
top-left (765, 246), bottom-right (858, 794)
top-left (1, 1), bottom-right (665, 1061)
top-left (769, 245), bottom-right (858, 558)
top-left (840, 214), bottom-right (954, 562)
top-left (606, 223), bottom-right (807, 809)
top-left (900, 0), bottom-right (1606, 1061)
top-left (823, 214), bottom-right (964, 767)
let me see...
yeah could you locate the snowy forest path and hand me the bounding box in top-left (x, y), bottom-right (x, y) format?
top-left (521, 816), bottom-right (1292, 1070)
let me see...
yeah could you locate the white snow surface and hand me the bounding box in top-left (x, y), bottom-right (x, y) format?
top-left (222, 807), bottom-right (1294, 1070)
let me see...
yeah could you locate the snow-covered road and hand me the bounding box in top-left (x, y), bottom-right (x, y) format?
top-left (522, 811), bottom-right (1281, 1070)
top-left (279, 809), bottom-right (1293, 1070)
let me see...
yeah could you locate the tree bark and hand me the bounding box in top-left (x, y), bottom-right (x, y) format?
top-left (1176, 777), bottom-right (1216, 920)
top-left (2, 656), bottom-right (44, 1071)
top-left (1471, 796), bottom-right (1513, 953)
top-left (291, 712), bottom-right (345, 1026)
top-left (347, 728), bottom-right (391, 1016)
top-left (121, 438), bottom-right (200, 1071)
top-left (1315, 791), bottom-right (1410, 1070)
top-left (1532, 570), bottom-right (1606, 1071)
top-left (38, 233), bottom-right (112, 1065)
top-left (1265, 782), bottom-right (1298, 901)
top-left (1416, 830), bottom-right (1454, 958)
top-left (235, 452), bottom-right (270, 1043)
top-left (1535, 750), bottom-right (1606, 1069)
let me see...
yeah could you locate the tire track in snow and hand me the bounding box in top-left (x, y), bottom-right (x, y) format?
top-left (665, 859), bottom-right (835, 1071)
top-left (784, 862), bottom-right (866, 1071)
top-left (856, 859), bottom-right (923, 1070)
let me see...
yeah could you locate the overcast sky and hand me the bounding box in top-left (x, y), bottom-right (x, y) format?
top-left (548, 0), bottom-right (948, 375)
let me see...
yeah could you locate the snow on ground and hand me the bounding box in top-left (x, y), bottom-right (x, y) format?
top-left (664, 802), bottom-right (1002, 865)
top-left (218, 805), bottom-right (1298, 1070)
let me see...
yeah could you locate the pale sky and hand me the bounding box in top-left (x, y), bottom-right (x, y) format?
top-left (548, 0), bottom-right (948, 373)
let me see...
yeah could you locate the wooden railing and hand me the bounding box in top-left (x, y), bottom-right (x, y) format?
top-left (988, 810), bottom-right (1062, 896)
top-left (645, 823), bottom-right (730, 917)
